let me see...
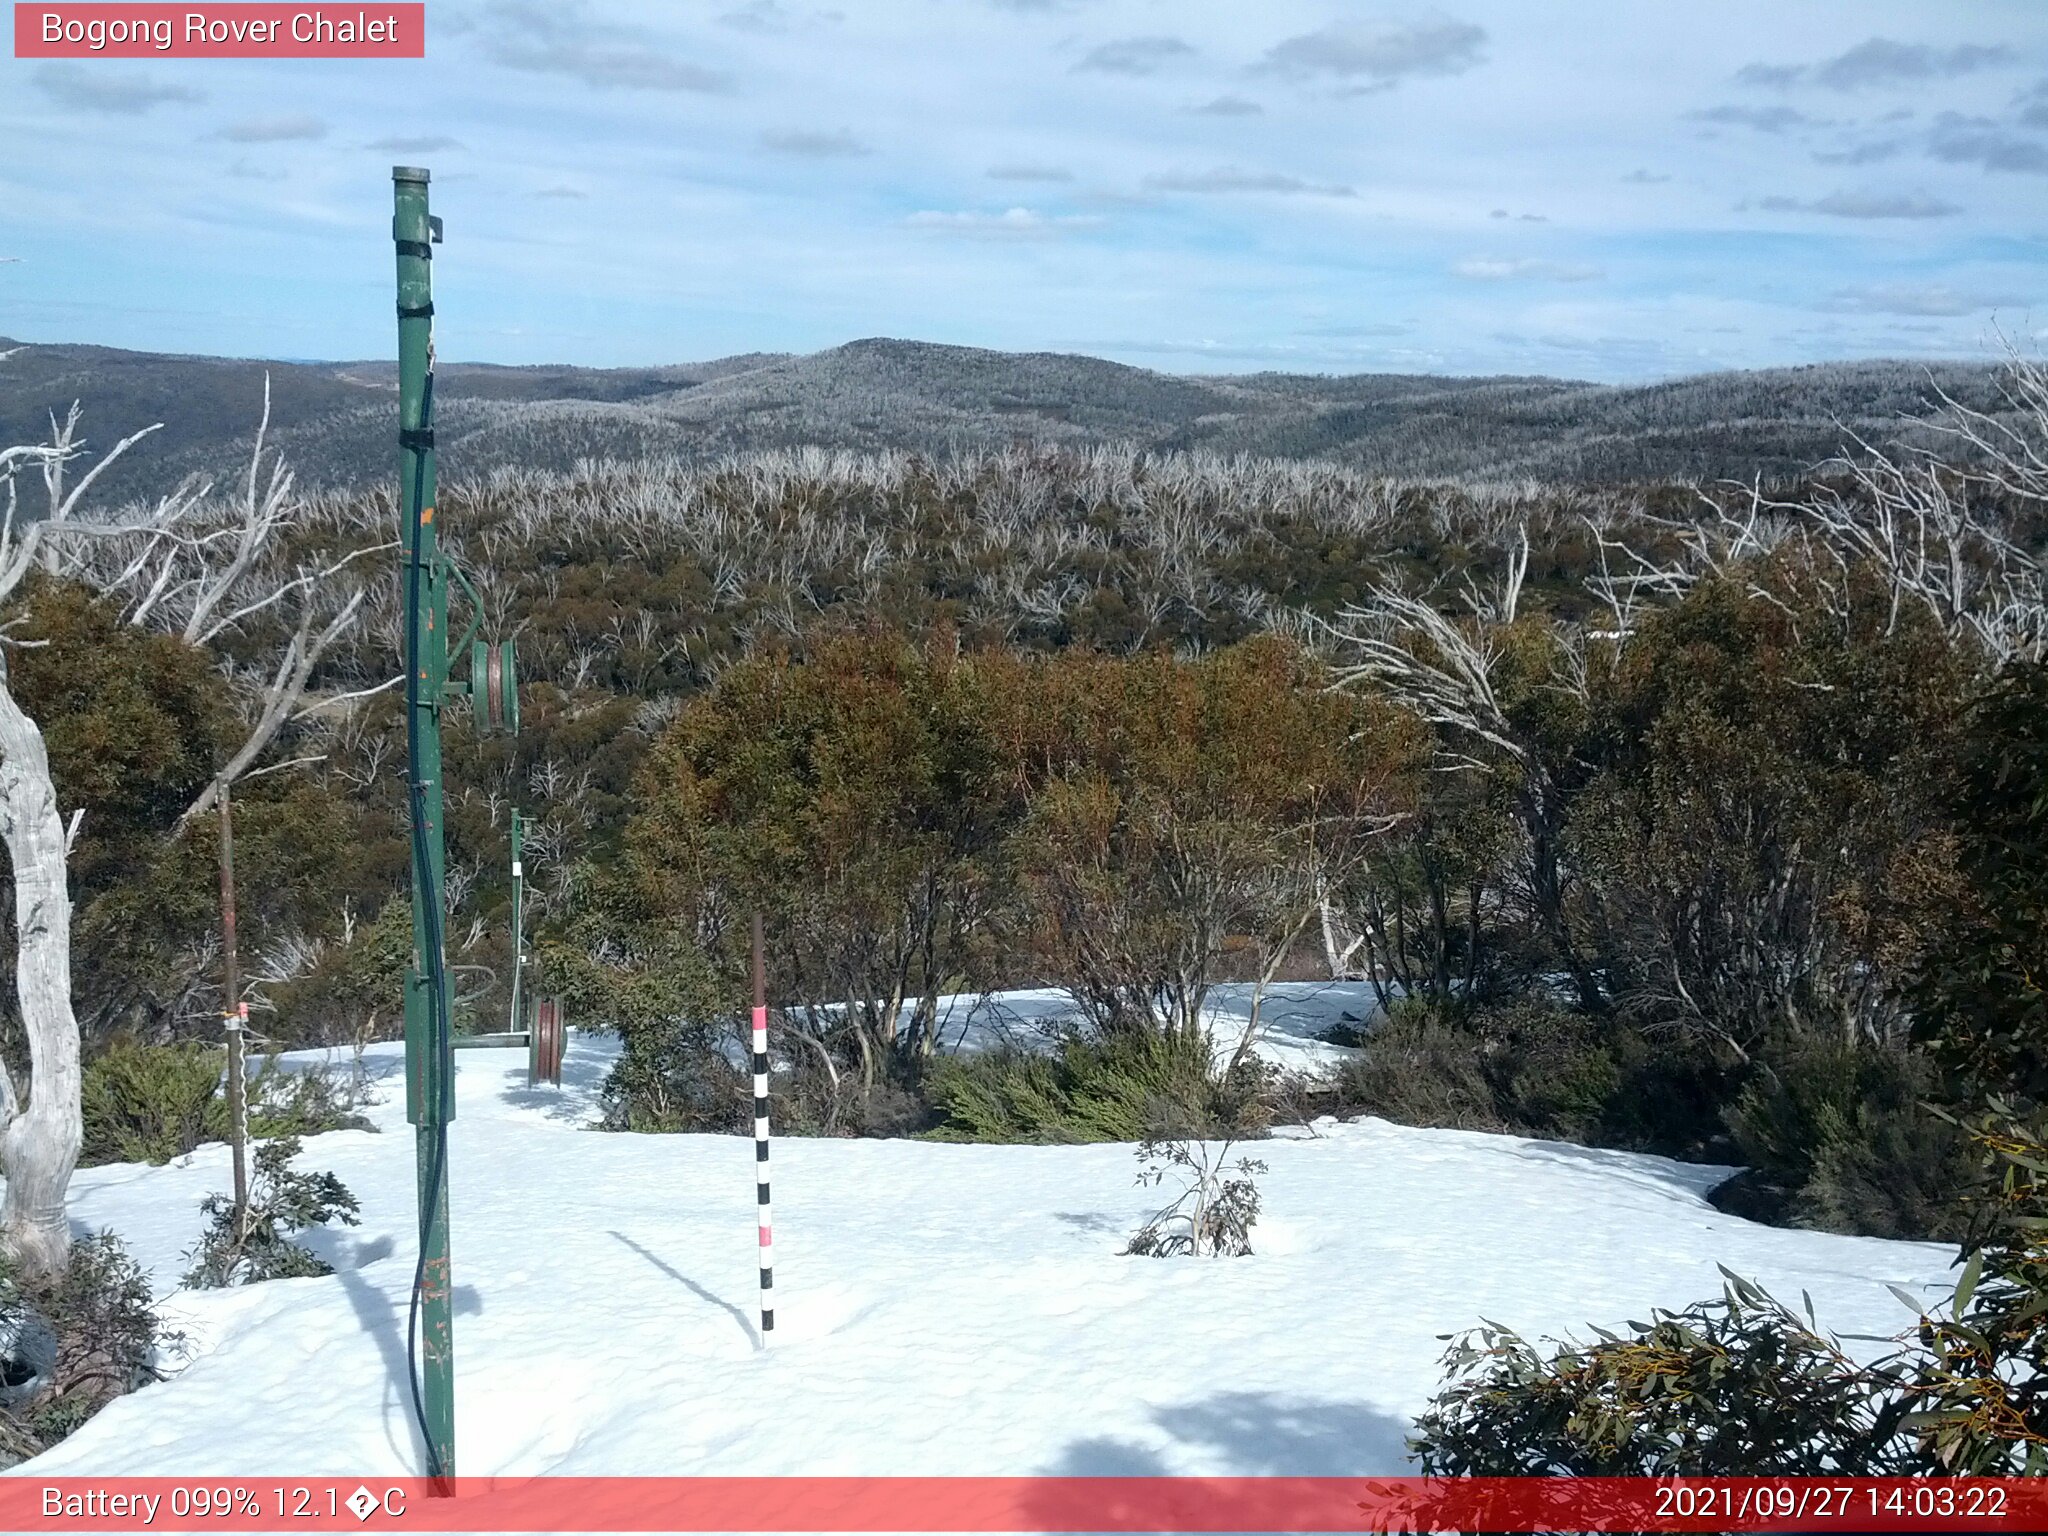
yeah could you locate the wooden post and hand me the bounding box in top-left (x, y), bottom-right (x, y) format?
top-left (218, 780), bottom-right (248, 1231)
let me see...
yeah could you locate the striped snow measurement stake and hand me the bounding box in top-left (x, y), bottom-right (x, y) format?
top-left (750, 912), bottom-right (775, 1342)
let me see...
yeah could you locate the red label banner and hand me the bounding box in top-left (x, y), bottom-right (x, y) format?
top-left (2, 1477), bottom-right (2045, 1532)
top-left (14, 4), bottom-right (424, 58)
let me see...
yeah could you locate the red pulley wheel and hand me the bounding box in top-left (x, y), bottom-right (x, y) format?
top-left (484, 644), bottom-right (507, 733)
top-left (534, 997), bottom-right (565, 1087)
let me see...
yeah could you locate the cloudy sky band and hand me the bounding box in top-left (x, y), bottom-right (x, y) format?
top-left (1, 0), bottom-right (2042, 380)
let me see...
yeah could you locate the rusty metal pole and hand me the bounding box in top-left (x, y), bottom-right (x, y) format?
top-left (218, 780), bottom-right (248, 1234)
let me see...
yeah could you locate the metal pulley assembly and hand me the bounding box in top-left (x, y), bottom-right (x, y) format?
top-left (529, 996), bottom-right (565, 1089)
top-left (469, 638), bottom-right (519, 736)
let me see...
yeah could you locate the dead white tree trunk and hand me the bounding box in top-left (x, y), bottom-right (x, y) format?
top-left (0, 413), bottom-right (179, 1281)
top-left (0, 656), bottom-right (79, 1282)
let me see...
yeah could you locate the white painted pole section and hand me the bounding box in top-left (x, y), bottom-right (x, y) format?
top-left (751, 912), bottom-right (774, 1343)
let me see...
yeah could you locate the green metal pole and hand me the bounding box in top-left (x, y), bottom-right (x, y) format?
top-left (394, 164), bottom-right (455, 1488)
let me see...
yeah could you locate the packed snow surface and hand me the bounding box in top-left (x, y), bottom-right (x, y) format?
top-left (25, 984), bottom-right (1955, 1478)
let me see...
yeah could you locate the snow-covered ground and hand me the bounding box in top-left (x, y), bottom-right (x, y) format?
top-left (25, 989), bottom-right (1955, 1478)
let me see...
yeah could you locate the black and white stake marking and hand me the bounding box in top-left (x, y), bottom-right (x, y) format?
top-left (751, 915), bottom-right (774, 1341)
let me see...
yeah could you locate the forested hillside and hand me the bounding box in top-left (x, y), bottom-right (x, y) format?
top-left (0, 336), bottom-right (2011, 506)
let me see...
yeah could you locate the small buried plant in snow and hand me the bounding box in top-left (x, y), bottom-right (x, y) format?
top-left (1123, 1136), bottom-right (1267, 1258)
top-left (183, 1137), bottom-right (360, 1288)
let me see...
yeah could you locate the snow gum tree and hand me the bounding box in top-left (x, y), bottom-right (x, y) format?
top-left (1011, 636), bottom-right (1419, 1047)
top-left (632, 633), bottom-right (1025, 1078)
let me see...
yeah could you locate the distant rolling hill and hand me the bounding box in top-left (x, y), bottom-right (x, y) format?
top-left (0, 335), bottom-right (2009, 507)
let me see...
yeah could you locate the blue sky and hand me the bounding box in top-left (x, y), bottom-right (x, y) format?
top-left (3, 0), bottom-right (2045, 380)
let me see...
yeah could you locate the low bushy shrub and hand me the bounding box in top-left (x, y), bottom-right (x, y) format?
top-left (925, 1026), bottom-right (1268, 1143)
top-left (1319, 998), bottom-right (1503, 1131)
top-left (81, 1041), bottom-right (373, 1169)
top-left (1318, 997), bottom-right (1627, 1142)
top-left (597, 1002), bottom-right (938, 1138)
top-left (600, 1018), bottom-right (746, 1134)
top-left (1720, 1039), bottom-right (1974, 1242)
top-left (245, 1058), bottom-right (375, 1142)
top-left (81, 1040), bottom-right (222, 1166)
top-left (1414, 1269), bottom-right (1897, 1475)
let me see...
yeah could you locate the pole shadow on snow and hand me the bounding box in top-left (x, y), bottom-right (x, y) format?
top-left (1503, 1138), bottom-right (1730, 1201)
top-left (332, 1258), bottom-right (484, 1463)
top-left (299, 1230), bottom-right (396, 1274)
top-left (1028, 1391), bottom-right (1415, 1532)
top-left (609, 1231), bottom-right (759, 1348)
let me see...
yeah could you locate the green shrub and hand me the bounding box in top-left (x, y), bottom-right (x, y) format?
top-left (184, 1136), bottom-right (360, 1288)
top-left (1485, 1000), bottom-right (1621, 1142)
top-left (1319, 997), bottom-right (1625, 1142)
top-left (245, 1058), bottom-right (374, 1142)
top-left (1413, 1268), bottom-right (1904, 1475)
top-left (1321, 998), bottom-right (1503, 1132)
top-left (1588, 1025), bottom-right (1733, 1160)
top-left (925, 1026), bottom-right (1268, 1144)
top-left (1411, 1104), bottom-right (2048, 1478)
top-left (1910, 659), bottom-right (2048, 1107)
top-left (1722, 1039), bottom-right (1973, 1241)
top-left (81, 1041), bottom-right (372, 1169)
top-left (600, 1020), bottom-right (746, 1134)
top-left (80, 1040), bottom-right (223, 1167)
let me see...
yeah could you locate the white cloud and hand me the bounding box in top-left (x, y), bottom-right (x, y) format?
top-left (988, 163), bottom-right (1074, 182)
top-left (1691, 104), bottom-right (1823, 133)
top-left (365, 135), bottom-right (465, 153)
top-left (1824, 282), bottom-right (2033, 316)
top-left (1143, 167), bottom-right (1353, 196)
top-left (1927, 115), bottom-right (2048, 175)
top-left (478, 0), bottom-right (733, 93)
top-left (1738, 38), bottom-right (2011, 90)
top-left (1256, 20), bottom-right (1486, 90)
top-left (1453, 257), bottom-right (1604, 282)
top-left (1756, 189), bottom-right (1961, 218)
top-left (1072, 36), bottom-right (1195, 76)
top-left (216, 116), bottom-right (326, 143)
top-left (34, 65), bottom-right (202, 115)
top-left (904, 207), bottom-right (1105, 238)
top-left (760, 129), bottom-right (870, 157)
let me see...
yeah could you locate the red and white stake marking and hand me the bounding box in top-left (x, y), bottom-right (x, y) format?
top-left (750, 917), bottom-right (774, 1342)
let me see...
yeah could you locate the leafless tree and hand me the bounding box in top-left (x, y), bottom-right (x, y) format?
top-left (1325, 527), bottom-right (1605, 1011)
top-left (0, 415), bottom-right (190, 1279)
top-left (0, 389), bottom-right (379, 1279)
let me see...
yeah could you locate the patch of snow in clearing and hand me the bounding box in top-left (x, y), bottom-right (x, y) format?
top-left (22, 1011), bottom-right (1954, 1479)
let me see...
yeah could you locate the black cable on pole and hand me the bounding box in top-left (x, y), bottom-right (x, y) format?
top-left (401, 364), bottom-right (452, 1482)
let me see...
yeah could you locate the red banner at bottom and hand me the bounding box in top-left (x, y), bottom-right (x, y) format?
top-left (7, 1476), bottom-right (2045, 1533)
